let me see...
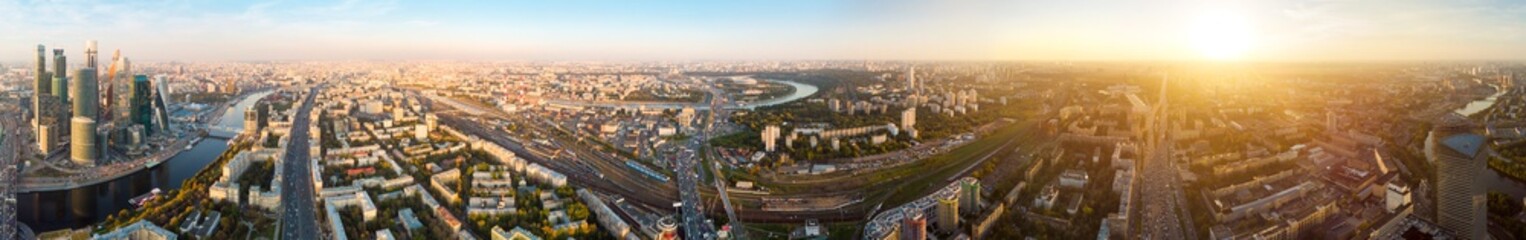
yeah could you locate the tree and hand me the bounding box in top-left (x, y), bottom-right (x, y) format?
top-left (567, 203), bottom-right (590, 221)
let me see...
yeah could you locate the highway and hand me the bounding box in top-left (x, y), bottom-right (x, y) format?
top-left (278, 86), bottom-right (321, 240)
top-left (1130, 77), bottom-right (1196, 240)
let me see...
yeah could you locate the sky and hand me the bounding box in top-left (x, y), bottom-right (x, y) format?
top-left (2, 0), bottom-right (1525, 62)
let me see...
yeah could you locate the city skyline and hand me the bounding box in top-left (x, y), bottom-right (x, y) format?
top-left (1, 0), bottom-right (1524, 62)
top-left (5, 1), bottom-right (1526, 240)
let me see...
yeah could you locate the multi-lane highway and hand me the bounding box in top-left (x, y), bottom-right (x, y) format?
top-left (1131, 77), bottom-right (1196, 240)
top-left (279, 86), bottom-right (321, 240)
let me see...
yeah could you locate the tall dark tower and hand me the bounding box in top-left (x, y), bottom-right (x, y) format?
top-left (34, 45), bottom-right (50, 120)
top-left (72, 68), bottom-right (98, 120)
top-left (51, 49), bottom-right (68, 102)
top-left (129, 75), bottom-right (154, 134)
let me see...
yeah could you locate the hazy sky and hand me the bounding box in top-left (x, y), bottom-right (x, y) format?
top-left (2, 0), bottom-right (1524, 62)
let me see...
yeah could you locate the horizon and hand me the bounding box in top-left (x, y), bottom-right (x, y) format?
top-left (3, 0), bottom-right (1525, 62)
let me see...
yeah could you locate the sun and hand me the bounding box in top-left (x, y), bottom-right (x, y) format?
top-left (1189, 12), bottom-right (1253, 60)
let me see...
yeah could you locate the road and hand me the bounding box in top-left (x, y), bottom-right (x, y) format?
top-left (2, 114), bottom-right (23, 239)
top-left (1131, 77), bottom-right (1196, 240)
top-left (675, 84), bottom-right (732, 239)
top-left (278, 86), bottom-right (321, 240)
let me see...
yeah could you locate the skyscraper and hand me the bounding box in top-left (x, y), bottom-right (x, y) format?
top-left (151, 75), bottom-right (172, 133)
top-left (70, 117), bottom-right (98, 166)
top-left (70, 68), bottom-right (100, 166)
top-left (34, 44), bottom-right (52, 151)
top-left (129, 75), bottom-right (154, 132)
top-left (51, 49), bottom-right (68, 102)
top-left (84, 40), bottom-right (98, 69)
top-left (72, 68), bottom-right (98, 118)
top-left (34, 45), bottom-right (50, 117)
top-left (1427, 114), bottom-right (1486, 240)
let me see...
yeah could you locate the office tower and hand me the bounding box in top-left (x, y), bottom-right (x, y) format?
top-left (761, 125), bottom-right (780, 152)
top-left (935, 193), bottom-right (958, 233)
top-left (37, 124), bottom-right (57, 154)
top-left (34, 45), bottom-right (50, 119)
top-left (70, 117), bottom-right (98, 166)
top-left (129, 75), bottom-right (154, 132)
top-left (34, 45), bottom-right (55, 154)
top-left (69, 68), bottom-right (100, 166)
top-left (34, 45), bottom-right (49, 94)
top-left (52, 49), bottom-right (68, 101)
top-left (72, 68), bottom-right (98, 118)
top-left (900, 208), bottom-right (927, 240)
top-left (959, 178), bottom-right (981, 215)
top-left (151, 76), bottom-right (172, 133)
top-left (84, 40), bottom-right (98, 68)
top-left (1427, 114), bottom-right (1486, 240)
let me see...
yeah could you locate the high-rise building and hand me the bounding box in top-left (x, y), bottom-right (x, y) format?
top-left (151, 76), bottom-right (172, 133)
top-left (72, 68), bottom-right (99, 118)
top-left (244, 104), bottom-right (267, 135)
top-left (900, 208), bottom-right (927, 240)
top-left (84, 40), bottom-right (98, 69)
top-left (935, 193), bottom-right (958, 233)
top-left (70, 117), bottom-right (98, 166)
top-left (51, 49), bottom-right (69, 102)
top-left (34, 45), bottom-right (50, 120)
top-left (37, 124), bottom-right (57, 154)
top-left (959, 178), bottom-right (981, 215)
top-left (130, 75), bottom-right (154, 132)
top-left (906, 67), bottom-right (917, 91)
top-left (70, 67), bottom-right (101, 166)
top-left (901, 108), bottom-right (917, 139)
top-left (1427, 114), bottom-right (1486, 240)
top-left (761, 125), bottom-right (780, 152)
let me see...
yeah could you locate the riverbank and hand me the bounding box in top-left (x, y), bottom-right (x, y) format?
top-left (17, 90), bottom-right (273, 232)
top-left (544, 77), bottom-right (819, 111)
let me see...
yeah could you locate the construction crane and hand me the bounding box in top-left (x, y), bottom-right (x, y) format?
top-left (102, 49), bottom-right (121, 122)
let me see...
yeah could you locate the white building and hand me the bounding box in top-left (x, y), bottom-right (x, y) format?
top-left (1059, 169), bottom-right (1089, 189)
top-left (761, 125), bottom-right (780, 152)
top-left (1386, 180), bottom-right (1412, 213)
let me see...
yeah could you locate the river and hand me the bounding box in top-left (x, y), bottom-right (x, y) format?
top-left (17, 90), bottom-right (272, 232)
top-left (739, 79), bottom-right (819, 110)
top-left (543, 77), bottom-right (819, 110)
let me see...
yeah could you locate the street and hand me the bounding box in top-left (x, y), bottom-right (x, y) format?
top-left (279, 86), bottom-right (321, 240)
